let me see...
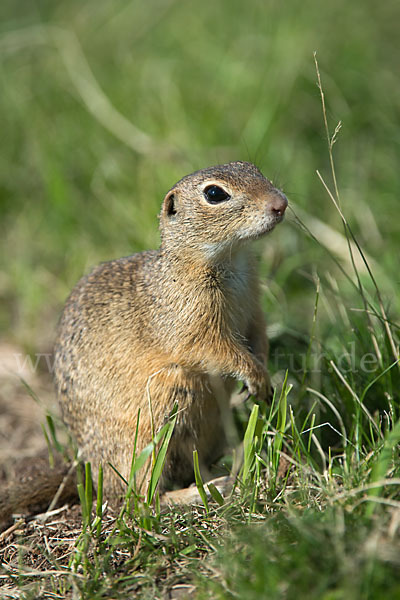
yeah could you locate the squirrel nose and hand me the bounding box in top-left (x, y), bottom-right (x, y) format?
top-left (269, 192), bottom-right (288, 217)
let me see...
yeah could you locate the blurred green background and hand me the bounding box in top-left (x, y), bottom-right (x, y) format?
top-left (0, 0), bottom-right (399, 352)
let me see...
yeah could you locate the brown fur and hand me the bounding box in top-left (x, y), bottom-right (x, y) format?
top-left (54, 161), bottom-right (287, 502)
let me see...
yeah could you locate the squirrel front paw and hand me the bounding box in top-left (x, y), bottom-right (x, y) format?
top-left (240, 368), bottom-right (273, 403)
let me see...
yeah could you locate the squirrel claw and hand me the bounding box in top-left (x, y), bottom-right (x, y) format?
top-left (240, 380), bottom-right (274, 403)
top-left (239, 383), bottom-right (252, 401)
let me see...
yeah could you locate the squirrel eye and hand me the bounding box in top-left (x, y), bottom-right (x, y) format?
top-left (203, 185), bottom-right (231, 204)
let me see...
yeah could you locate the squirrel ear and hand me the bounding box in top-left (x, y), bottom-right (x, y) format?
top-left (163, 191), bottom-right (177, 217)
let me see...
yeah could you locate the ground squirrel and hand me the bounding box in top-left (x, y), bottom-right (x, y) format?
top-left (0, 161), bottom-right (287, 528)
top-left (54, 160), bottom-right (287, 505)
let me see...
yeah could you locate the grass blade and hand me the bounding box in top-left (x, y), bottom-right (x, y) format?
top-left (242, 404), bottom-right (259, 484)
top-left (273, 371), bottom-right (289, 472)
top-left (193, 450), bottom-right (209, 513)
top-left (95, 463), bottom-right (103, 537)
top-left (146, 404), bottom-right (178, 504)
top-left (207, 483), bottom-right (225, 507)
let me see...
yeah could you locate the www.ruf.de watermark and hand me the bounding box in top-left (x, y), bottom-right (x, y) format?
top-left (4, 342), bottom-right (381, 378)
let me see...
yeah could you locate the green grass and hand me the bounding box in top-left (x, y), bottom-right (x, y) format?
top-left (0, 0), bottom-right (400, 598)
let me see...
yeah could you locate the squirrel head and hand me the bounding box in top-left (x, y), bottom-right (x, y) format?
top-left (159, 161), bottom-right (287, 262)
